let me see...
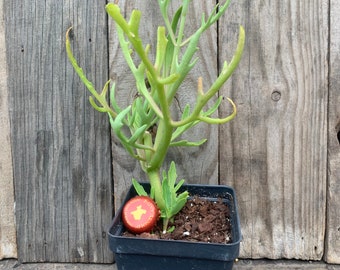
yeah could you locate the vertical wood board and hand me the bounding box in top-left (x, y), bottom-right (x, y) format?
top-left (219, 0), bottom-right (328, 260)
top-left (108, 0), bottom-right (219, 209)
top-left (5, 1), bottom-right (113, 263)
top-left (325, 0), bottom-right (340, 264)
top-left (0, 0), bottom-right (17, 259)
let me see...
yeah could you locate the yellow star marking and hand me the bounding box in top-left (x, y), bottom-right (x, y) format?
top-left (131, 205), bottom-right (147, 220)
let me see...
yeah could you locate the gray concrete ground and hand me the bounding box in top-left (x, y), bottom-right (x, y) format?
top-left (1, 259), bottom-right (340, 270)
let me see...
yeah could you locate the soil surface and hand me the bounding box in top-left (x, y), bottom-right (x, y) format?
top-left (123, 196), bottom-right (232, 244)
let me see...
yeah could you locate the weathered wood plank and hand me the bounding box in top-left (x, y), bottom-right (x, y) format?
top-left (108, 0), bottom-right (219, 209)
top-left (219, 0), bottom-right (328, 259)
top-left (0, 0), bottom-right (17, 259)
top-left (5, 1), bottom-right (113, 263)
top-left (325, 0), bottom-right (340, 264)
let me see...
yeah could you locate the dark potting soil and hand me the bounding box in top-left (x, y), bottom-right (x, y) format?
top-left (123, 196), bottom-right (232, 244)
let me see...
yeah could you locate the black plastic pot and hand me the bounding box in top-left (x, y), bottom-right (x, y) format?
top-left (108, 183), bottom-right (241, 270)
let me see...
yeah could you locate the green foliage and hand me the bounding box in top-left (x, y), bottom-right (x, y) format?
top-left (132, 179), bottom-right (148, 197)
top-left (66, 0), bottom-right (245, 232)
top-left (161, 162), bottom-right (189, 233)
top-left (132, 162), bottom-right (189, 233)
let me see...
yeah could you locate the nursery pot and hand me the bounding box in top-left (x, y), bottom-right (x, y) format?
top-left (108, 183), bottom-right (241, 270)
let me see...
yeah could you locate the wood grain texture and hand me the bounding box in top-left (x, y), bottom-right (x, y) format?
top-left (325, 0), bottom-right (340, 264)
top-left (5, 1), bottom-right (113, 263)
top-left (219, 0), bottom-right (328, 259)
top-left (108, 0), bottom-right (219, 210)
top-left (0, 0), bottom-right (17, 259)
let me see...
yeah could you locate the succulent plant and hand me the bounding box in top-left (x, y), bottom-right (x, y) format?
top-left (66, 0), bottom-right (245, 232)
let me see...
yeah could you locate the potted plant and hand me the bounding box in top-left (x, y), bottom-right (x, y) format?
top-left (66, 0), bottom-right (245, 269)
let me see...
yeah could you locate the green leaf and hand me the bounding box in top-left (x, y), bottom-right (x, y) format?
top-left (162, 178), bottom-right (171, 215)
top-left (158, 73), bottom-right (180, 85)
top-left (198, 97), bottom-right (237, 125)
top-left (159, 162), bottom-right (189, 225)
top-left (127, 106), bottom-right (137, 127)
top-left (155, 27), bottom-right (168, 70)
top-left (89, 96), bottom-right (107, 113)
top-left (170, 194), bottom-right (188, 217)
top-left (110, 106), bottom-right (130, 131)
top-left (132, 179), bottom-right (148, 196)
top-left (128, 9), bottom-right (142, 36)
top-left (171, 105), bottom-right (196, 141)
top-left (128, 124), bottom-right (148, 144)
top-left (66, 27), bottom-right (117, 118)
top-left (135, 72), bottom-right (164, 119)
top-left (106, 4), bottom-right (130, 35)
top-left (167, 161), bottom-right (177, 189)
top-left (109, 114), bottom-right (135, 158)
top-left (171, 6), bottom-right (183, 34)
top-left (177, 190), bottom-right (189, 201)
top-left (170, 138), bottom-right (207, 147)
top-left (108, 109), bottom-right (148, 160)
top-left (174, 179), bottom-right (185, 193)
top-left (163, 5), bottom-right (182, 75)
top-left (167, 226), bottom-right (175, 233)
top-left (110, 82), bottom-right (122, 114)
top-left (203, 96), bottom-right (223, 117)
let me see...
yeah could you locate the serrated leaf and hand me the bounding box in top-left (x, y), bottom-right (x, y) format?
top-left (177, 191), bottom-right (189, 201)
top-left (170, 196), bottom-right (188, 217)
top-left (159, 162), bottom-right (189, 222)
top-left (162, 178), bottom-right (171, 214)
top-left (174, 179), bottom-right (185, 193)
top-left (132, 179), bottom-right (148, 196)
top-left (167, 161), bottom-right (177, 189)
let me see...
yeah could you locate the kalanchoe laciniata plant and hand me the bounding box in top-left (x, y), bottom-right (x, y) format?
top-left (66, 0), bottom-right (245, 233)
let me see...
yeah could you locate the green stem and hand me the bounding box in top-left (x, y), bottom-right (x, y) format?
top-left (149, 119), bottom-right (173, 171)
top-left (147, 169), bottom-right (165, 210)
top-left (162, 218), bottom-right (170, 234)
top-left (170, 25), bottom-right (245, 128)
top-left (65, 27), bottom-right (116, 119)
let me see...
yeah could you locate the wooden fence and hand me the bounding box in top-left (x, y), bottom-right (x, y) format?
top-left (0, 0), bottom-right (339, 264)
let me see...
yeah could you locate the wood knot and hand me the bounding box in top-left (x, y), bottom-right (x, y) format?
top-left (271, 90), bottom-right (281, 102)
